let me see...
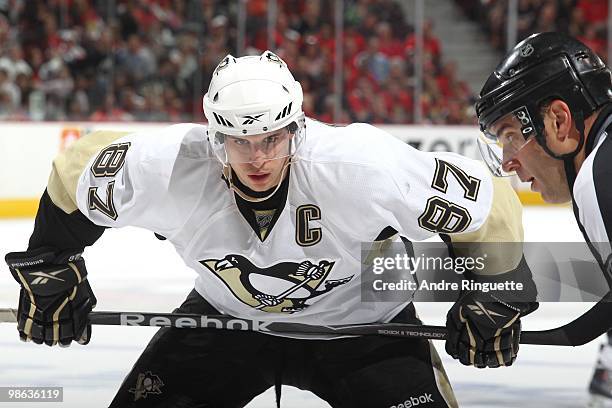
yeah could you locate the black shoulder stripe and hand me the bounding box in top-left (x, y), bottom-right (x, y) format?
top-left (592, 134), bottom-right (612, 243)
top-left (373, 226), bottom-right (397, 241)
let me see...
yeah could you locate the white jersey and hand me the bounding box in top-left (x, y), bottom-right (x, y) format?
top-left (71, 119), bottom-right (496, 329)
top-left (572, 108), bottom-right (612, 276)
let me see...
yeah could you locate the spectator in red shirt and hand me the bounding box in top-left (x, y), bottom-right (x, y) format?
top-left (576, 0), bottom-right (608, 24)
top-left (376, 22), bottom-right (403, 57)
top-left (405, 19), bottom-right (441, 64)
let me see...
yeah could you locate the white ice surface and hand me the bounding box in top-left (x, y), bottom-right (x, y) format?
top-left (0, 206), bottom-right (604, 407)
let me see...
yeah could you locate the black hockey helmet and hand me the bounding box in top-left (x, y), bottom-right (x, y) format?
top-left (476, 32), bottom-right (612, 160)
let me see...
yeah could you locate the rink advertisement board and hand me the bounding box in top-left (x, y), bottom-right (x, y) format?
top-left (379, 124), bottom-right (481, 159)
top-left (0, 122), bottom-right (539, 217)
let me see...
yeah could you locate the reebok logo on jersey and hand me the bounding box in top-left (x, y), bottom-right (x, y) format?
top-left (389, 393), bottom-right (434, 407)
top-left (467, 301), bottom-right (505, 324)
top-left (29, 268), bottom-right (69, 285)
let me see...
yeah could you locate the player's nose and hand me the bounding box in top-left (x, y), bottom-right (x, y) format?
top-left (248, 146), bottom-right (269, 167)
top-left (502, 145), bottom-right (521, 173)
top-left (249, 143), bottom-right (267, 159)
top-left (502, 157), bottom-right (520, 174)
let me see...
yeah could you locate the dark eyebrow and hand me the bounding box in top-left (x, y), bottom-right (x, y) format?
top-left (228, 136), bottom-right (249, 142)
top-left (263, 132), bottom-right (283, 140)
top-left (495, 123), bottom-right (514, 140)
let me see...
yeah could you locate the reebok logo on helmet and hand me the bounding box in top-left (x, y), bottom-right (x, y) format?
top-left (241, 113), bottom-right (266, 125)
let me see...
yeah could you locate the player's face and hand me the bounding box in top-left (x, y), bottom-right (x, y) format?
top-left (226, 129), bottom-right (292, 192)
top-left (492, 114), bottom-right (571, 203)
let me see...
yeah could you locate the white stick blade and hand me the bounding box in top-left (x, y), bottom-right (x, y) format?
top-left (0, 308), bottom-right (17, 323)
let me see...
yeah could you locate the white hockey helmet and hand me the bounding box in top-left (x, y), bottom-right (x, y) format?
top-left (203, 50), bottom-right (305, 165)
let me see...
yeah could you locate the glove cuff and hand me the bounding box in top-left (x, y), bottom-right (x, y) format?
top-left (6, 248), bottom-right (88, 295)
top-left (465, 256), bottom-right (538, 316)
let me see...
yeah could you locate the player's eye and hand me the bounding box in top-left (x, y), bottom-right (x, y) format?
top-left (232, 138), bottom-right (249, 146)
top-left (264, 135), bottom-right (279, 144)
top-left (499, 132), bottom-right (513, 145)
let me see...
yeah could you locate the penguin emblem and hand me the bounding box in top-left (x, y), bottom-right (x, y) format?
top-left (199, 255), bottom-right (352, 313)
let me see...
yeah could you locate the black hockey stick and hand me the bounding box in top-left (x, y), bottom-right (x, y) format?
top-left (1, 293), bottom-right (611, 345)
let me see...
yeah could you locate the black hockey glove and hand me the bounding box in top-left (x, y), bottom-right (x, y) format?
top-left (445, 290), bottom-right (535, 368)
top-left (445, 253), bottom-right (538, 368)
top-left (5, 247), bottom-right (96, 346)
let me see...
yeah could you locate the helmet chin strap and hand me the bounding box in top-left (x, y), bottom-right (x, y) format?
top-left (224, 159), bottom-right (292, 203)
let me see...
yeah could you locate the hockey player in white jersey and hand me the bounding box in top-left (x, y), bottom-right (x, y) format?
top-left (5, 51), bottom-right (536, 407)
top-left (475, 32), bottom-right (612, 406)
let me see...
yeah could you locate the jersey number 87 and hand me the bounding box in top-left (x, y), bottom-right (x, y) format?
top-left (418, 159), bottom-right (481, 234)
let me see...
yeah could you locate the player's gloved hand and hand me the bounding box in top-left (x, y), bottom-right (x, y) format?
top-left (5, 247), bottom-right (96, 346)
top-left (445, 290), bottom-right (535, 368)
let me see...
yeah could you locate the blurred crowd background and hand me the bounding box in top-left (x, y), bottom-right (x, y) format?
top-left (0, 0), bottom-right (608, 124)
top-left (457, 0), bottom-right (609, 56)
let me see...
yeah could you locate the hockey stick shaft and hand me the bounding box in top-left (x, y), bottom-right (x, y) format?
top-left (254, 277), bottom-right (313, 310)
top-left (2, 295), bottom-right (611, 345)
top-left (0, 308), bottom-right (448, 339)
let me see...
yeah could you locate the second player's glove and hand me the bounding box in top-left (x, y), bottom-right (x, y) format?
top-left (5, 247), bottom-right (96, 346)
top-left (445, 290), bottom-right (535, 368)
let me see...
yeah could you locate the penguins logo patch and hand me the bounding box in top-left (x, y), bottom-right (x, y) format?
top-left (129, 371), bottom-right (164, 401)
top-left (199, 255), bottom-right (353, 313)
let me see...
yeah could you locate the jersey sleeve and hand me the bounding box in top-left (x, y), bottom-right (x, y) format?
top-left (50, 124), bottom-right (195, 234)
top-left (375, 126), bottom-right (523, 274)
top-left (396, 150), bottom-right (495, 238)
top-left (360, 125), bottom-right (493, 239)
top-left (24, 131), bottom-right (132, 253)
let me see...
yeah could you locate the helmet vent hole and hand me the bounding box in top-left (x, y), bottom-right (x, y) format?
top-left (213, 93), bottom-right (219, 102)
top-left (274, 102), bottom-right (293, 120)
top-left (212, 112), bottom-right (234, 128)
top-left (282, 85), bottom-right (289, 93)
top-left (575, 51), bottom-right (589, 61)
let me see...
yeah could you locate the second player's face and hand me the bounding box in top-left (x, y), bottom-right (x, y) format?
top-left (494, 115), bottom-right (571, 204)
top-left (226, 129), bottom-right (292, 192)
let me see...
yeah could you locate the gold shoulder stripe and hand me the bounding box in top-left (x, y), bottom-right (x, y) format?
top-left (48, 131), bottom-right (130, 214)
top-left (448, 176), bottom-right (524, 275)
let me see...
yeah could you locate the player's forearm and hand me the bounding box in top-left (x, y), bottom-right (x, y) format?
top-left (28, 189), bottom-right (106, 251)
